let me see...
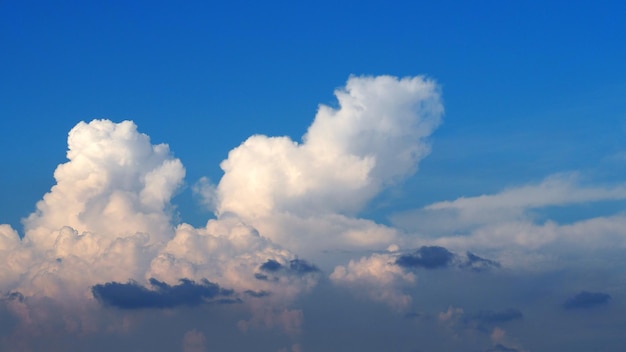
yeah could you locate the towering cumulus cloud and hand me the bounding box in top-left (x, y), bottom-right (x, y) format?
top-left (0, 75), bottom-right (444, 349)
top-left (209, 75), bottom-right (443, 253)
top-left (6, 120), bottom-right (186, 298)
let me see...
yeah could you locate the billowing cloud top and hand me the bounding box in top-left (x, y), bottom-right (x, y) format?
top-left (216, 75), bottom-right (442, 219)
top-left (0, 75), bottom-right (446, 349)
top-left (209, 75), bottom-right (443, 253)
top-left (1, 72), bottom-right (624, 352)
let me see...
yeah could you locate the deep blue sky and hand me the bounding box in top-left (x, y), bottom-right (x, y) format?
top-left (1, 1), bottom-right (626, 351)
top-left (2, 0), bottom-right (625, 230)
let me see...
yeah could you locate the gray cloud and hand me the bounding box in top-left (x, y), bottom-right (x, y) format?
top-left (395, 246), bottom-right (455, 269)
top-left (563, 291), bottom-right (611, 310)
top-left (258, 258), bottom-right (320, 278)
top-left (394, 246), bottom-right (500, 272)
top-left (92, 278), bottom-right (237, 309)
top-left (462, 252), bottom-right (502, 272)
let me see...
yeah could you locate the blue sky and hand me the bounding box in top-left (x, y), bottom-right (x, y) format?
top-left (1, 1), bottom-right (626, 351)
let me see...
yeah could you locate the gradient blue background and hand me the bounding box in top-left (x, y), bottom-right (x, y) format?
top-left (2, 0), bottom-right (625, 231)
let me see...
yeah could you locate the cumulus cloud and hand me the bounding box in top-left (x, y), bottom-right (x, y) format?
top-left (330, 252), bottom-right (416, 311)
top-left (330, 246), bottom-right (499, 310)
top-left (395, 246), bottom-right (455, 269)
top-left (0, 119), bottom-right (318, 345)
top-left (201, 75), bottom-right (443, 254)
top-left (0, 75), bottom-right (446, 348)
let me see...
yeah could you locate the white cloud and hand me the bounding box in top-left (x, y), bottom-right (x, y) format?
top-left (393, 173), bottom-right (626, 234)
top-left (0, 119), bottom-right (316, 343)
top-left (0, 75), bottom-right (445, 346)
top-left (209, 75), bottom-right (443, 254)
top-left (388, 173), bottom-right (626, 269)
top-left (330, 252), bottom-right (416, 312)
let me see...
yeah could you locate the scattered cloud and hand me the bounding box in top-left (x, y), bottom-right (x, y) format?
top-left (395, 246), bottom-right (455, 269)
top-left (330, 252), bottom-right (416, 311)
top-left (331, 246), bottom-right (500, 310)
top-left (563, 291), bottom-right (612, 310)
top-left (92, 278), bottom-right (236, 309)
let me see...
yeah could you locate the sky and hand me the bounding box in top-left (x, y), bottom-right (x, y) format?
top-left (1, 1), bottom-right (626, 351)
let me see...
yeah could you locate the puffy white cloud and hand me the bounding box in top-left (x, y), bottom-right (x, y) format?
top-left (0, 75), bottom-right (445, 346)
top-left (207, 75), bottom-right (443, 254)
top-left (330, 252), bottom-right (416, 312)
top-left (24, 120), bottom-right (185, 248)
top-left (0, 119), bottom-right (317, 344)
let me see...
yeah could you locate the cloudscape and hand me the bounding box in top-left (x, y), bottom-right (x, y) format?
top-left (2, 1), bottom-right (626, 351)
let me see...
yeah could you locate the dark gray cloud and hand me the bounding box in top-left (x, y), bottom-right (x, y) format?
top-left (563, 291), bottom-right (611, 310)
top-left (288, 258), bottom-right (320, 274)
top-left (462, 252), bottom-right (501, 272)
top-left (260, 259), bottom-right (283, 272)
top-left (2, 291), bottom-right (24, 302)
top-left (257, 258), bottom-right (320, 280)
top-left (395, 246), bottom-right (500, 272)
top-left (395, 246), bottom-right (454, 269)
top-left (92, 278), bottom-right (236, 309)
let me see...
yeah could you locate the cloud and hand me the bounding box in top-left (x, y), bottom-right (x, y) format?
top-left (201, 75), bottom-right (443, 254)
top-left (395, 246), bottom-right (455, 269)
top-left (425, 173), bottom-right (626, 218)
top-left (392, 173), bottom-right (626, 236)
top-left (563, 291), bottom-right (612, 310)
top-left (330, 252), bottom-right (416, 311)
top-left (182, 329), bottom-right (208, 352)
top-left (91, 278), bottom-right (236, 309)
top-left (0, 75), bottom-right (445, 347)
top-left (438, 307), bottom-right (527, 352)
top-left (395, 246), bottom-right (500, 271)
top-left (462, 252), bottom-right (501, 272)
top-left (259, 259), bottom-right (320, 275)
top-left (330, 246), bottom-right (499, 311)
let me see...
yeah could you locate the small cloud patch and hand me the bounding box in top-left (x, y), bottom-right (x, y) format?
top-left (256, 258), bottom-right (320, 280)
top-left (92, 278), bottom-right (235, 309)
top-left (462, 252), bottom-right (501, 272)
top-left (395, 246), bottom-right (454, 269)
top-left (563, 291), bottom-right (611, 310)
